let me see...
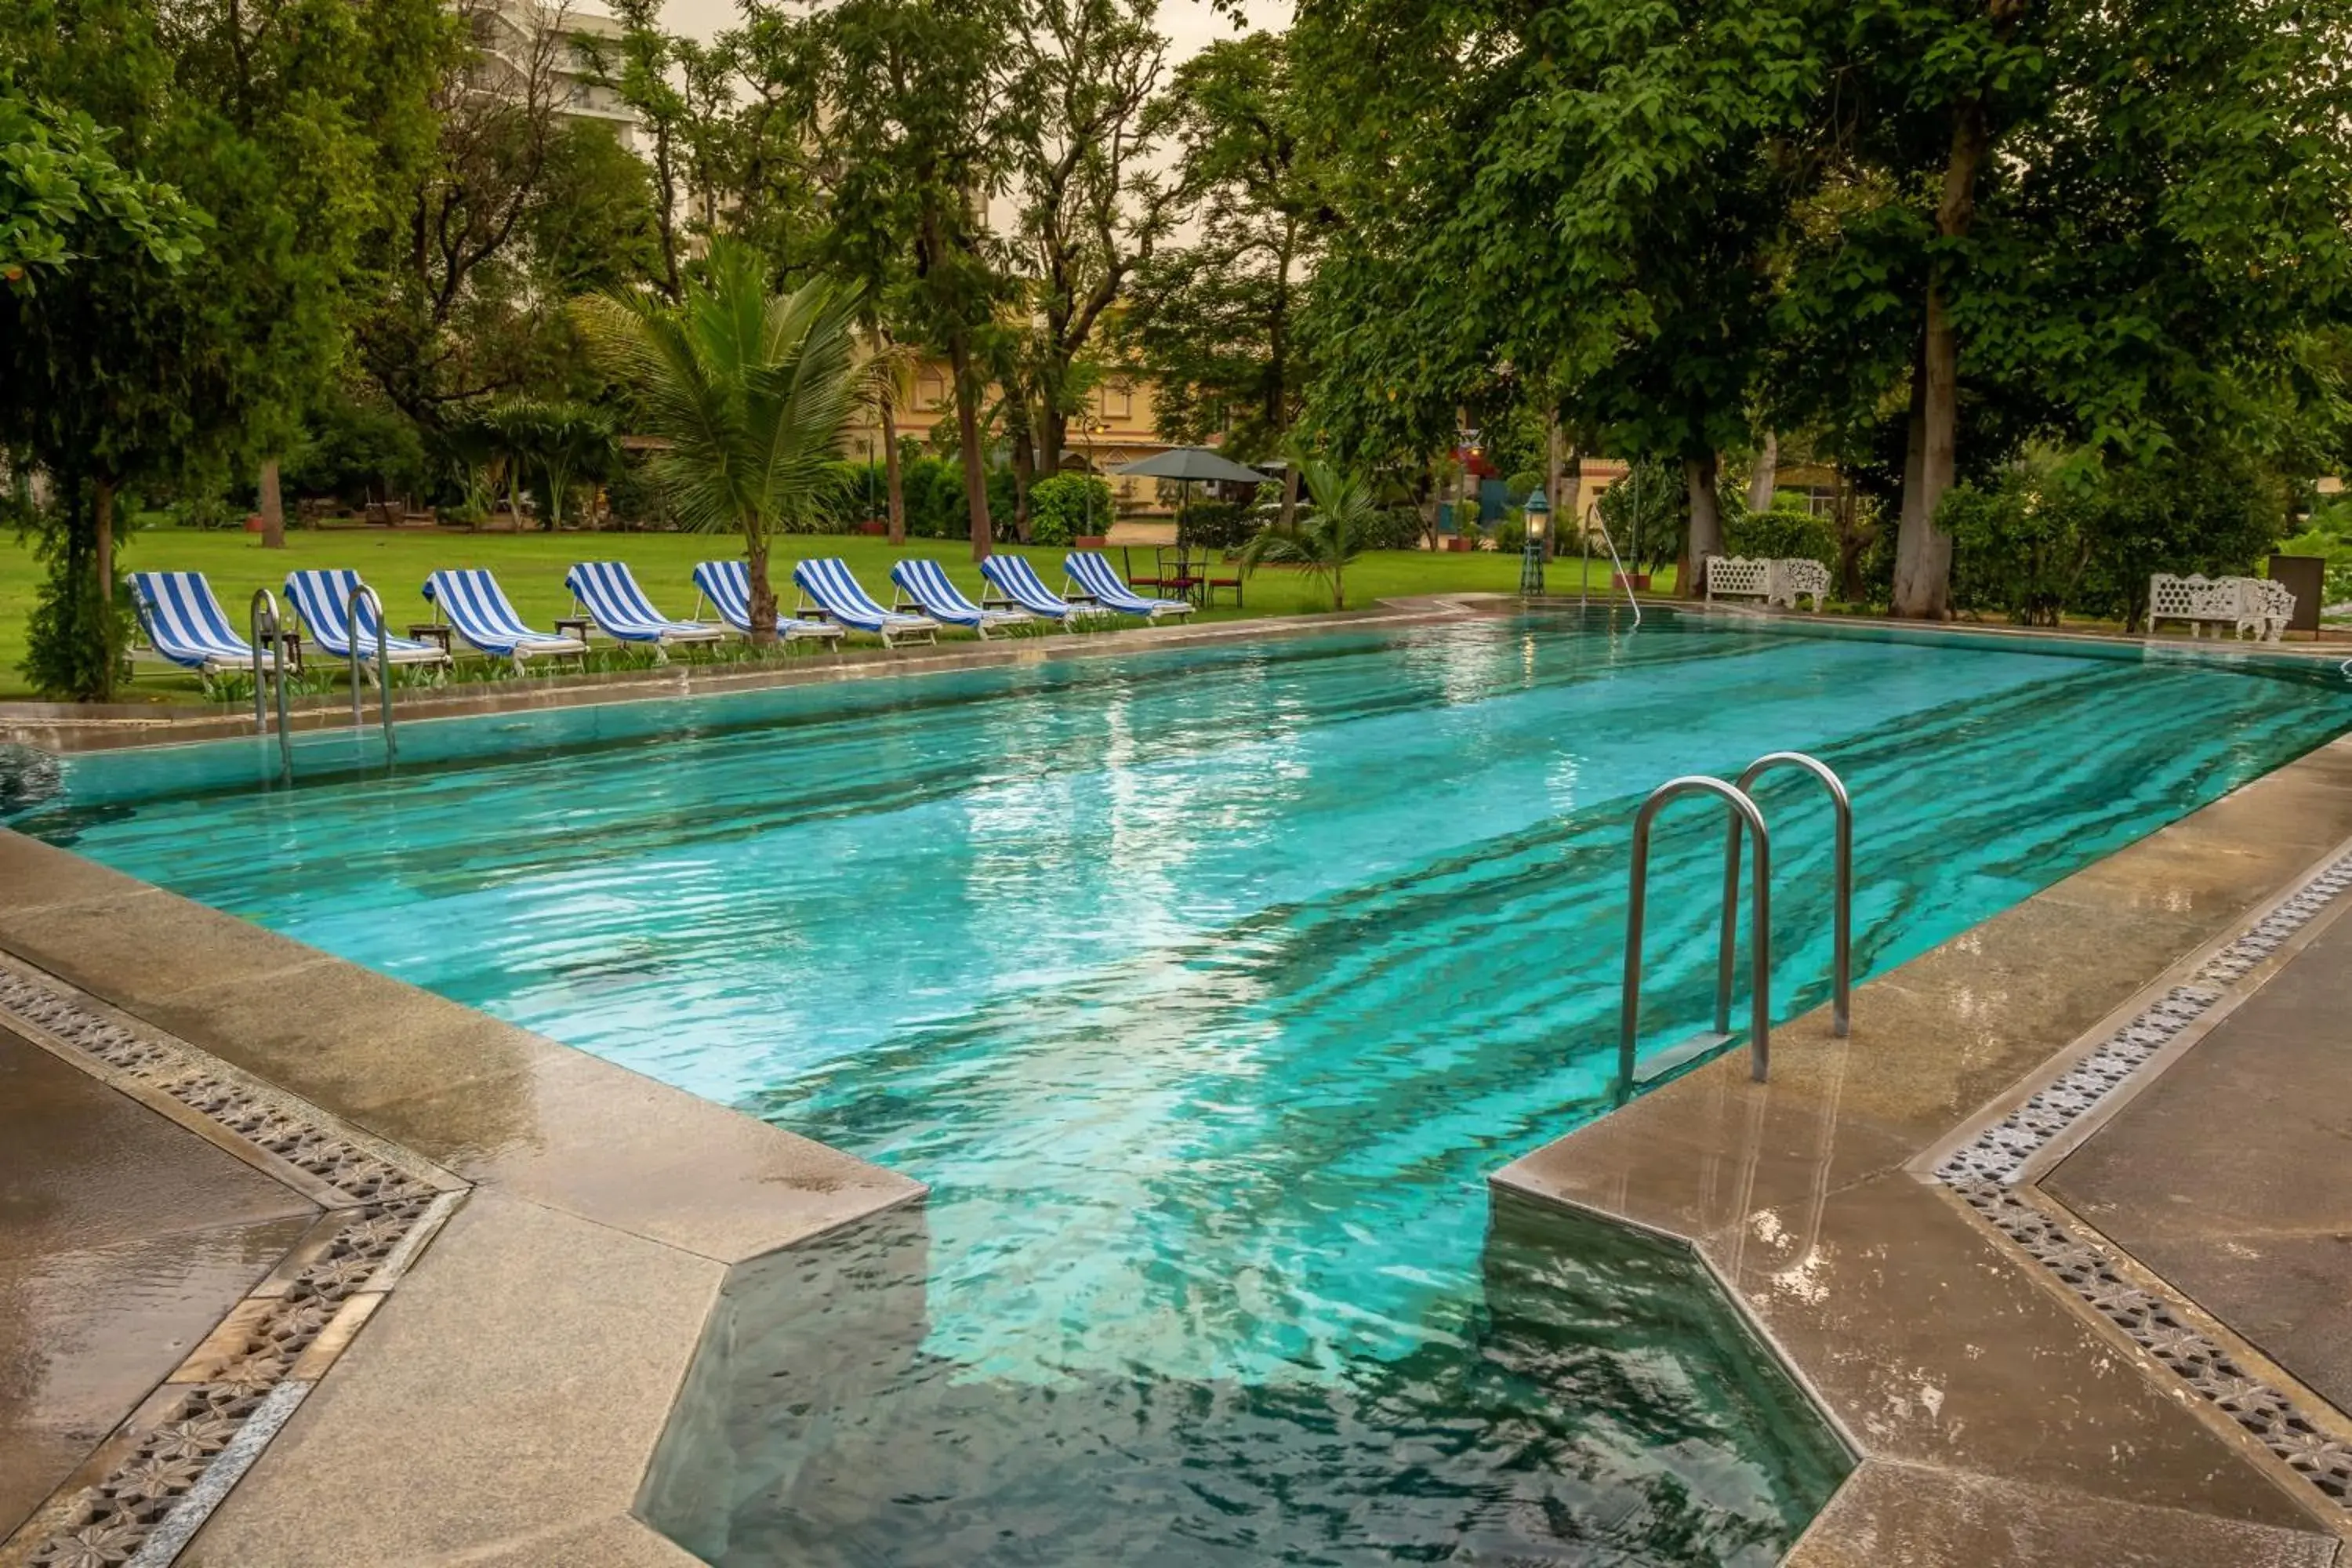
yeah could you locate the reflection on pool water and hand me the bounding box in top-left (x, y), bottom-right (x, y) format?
top-left (16, 610), bottom-right (2352, 1563)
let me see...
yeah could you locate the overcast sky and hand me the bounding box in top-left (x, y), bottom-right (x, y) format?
top-left (648, 0), bottom-right (1292, 56)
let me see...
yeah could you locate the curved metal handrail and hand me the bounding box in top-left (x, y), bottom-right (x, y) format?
top-left (1733, 752), bottom-right (1853, 1037)
top-left (1620, 776), bottom-right (1770, 1089)
top-left (349, 583), bottom-right (397, 761)
top-left (249, 588), bottom-right (292, 782)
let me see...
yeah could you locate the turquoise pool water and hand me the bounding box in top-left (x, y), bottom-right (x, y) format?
top-left (13, 610), bottom-right (2352, 1563)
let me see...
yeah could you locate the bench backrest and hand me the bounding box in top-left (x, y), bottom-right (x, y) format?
top-left (1707, 556), bottom-right (1773, 597)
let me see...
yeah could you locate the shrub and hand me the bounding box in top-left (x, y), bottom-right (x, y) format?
top-left (1724, 505), bottom-right (1835, 565)
top-left (1178, 499), bottom-right (1253, 550)
top-left (1029, 474), bottom-right (1113, 546)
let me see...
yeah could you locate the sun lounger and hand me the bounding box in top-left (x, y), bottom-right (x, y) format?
top-left (978, 554), bottom-right (1091, 624)
top-left (283, 569), bottom-right (453, 680)
top-left (690, 560), bottom-right (848, 648)
top-left (889, 557), bottom-right (1032, 637)
top-left (422, 568), bottom-right (588, 670)
top-left (129, 571), bottom-right (284, 680)
top-left (790, 557), bottom-right (940, 646)
top-left (1065, 551), bottom-right (1196, 621)
top-left (563, 561), bottom-right (726, 660)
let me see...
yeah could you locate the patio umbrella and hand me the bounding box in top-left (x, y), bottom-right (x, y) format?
top-left (1112, 447), bottom-right (1270, 543)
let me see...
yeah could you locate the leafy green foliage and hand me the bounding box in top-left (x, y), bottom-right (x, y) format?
top-left (0, 90), bottom-right (194, 289)
top-left (1940, 450), bottom-right (2291, 628)
top-left (576, 238), bottom-right (871, 639)
top-left (1239, 456), bottom-right (1377, 608)
top-left (1025, 474), bottom-right (1113, 546)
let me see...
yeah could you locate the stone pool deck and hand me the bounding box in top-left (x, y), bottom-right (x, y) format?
top-left (0, 828), bottom-right (922, 1566)
top-left (1499, 732), bottom-right (2352, 1563)
top-left (2, 617), bottom-right (2350, 1565)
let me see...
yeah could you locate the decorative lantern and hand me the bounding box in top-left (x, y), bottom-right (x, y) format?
top-left (1519, 488), bottom-right (1549, 596)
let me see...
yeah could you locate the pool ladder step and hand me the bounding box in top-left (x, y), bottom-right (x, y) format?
top-left (249, 586), bottom-right (400, 786)
top-left (1617, 753), bottom-right (1852, 1091)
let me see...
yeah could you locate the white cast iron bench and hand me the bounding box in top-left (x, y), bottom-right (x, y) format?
top-left (1704, 556), bottom-right (1828, 612)
top-left (2147, 574), bottom-right (2294, 644)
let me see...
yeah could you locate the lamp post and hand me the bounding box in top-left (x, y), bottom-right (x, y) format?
top-left (1077, 412), bottom-right (1109, 536)
top-left (1520, 488), bottom-right (1548, 596)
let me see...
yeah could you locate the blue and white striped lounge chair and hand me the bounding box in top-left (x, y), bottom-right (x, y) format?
top-left (562, 561), bottom-right (725, 661)
top-left (282, 569), bottom-right (453, 680)
top-left (791, 557), bottom-right (939, 647)
top-left (1065, 551), bottom-right (1196, 622)
top-left (690, 560), bottom-right (847, 649)
top-left (129, 571), bottom-right (284, 680)
top-left (889, 558), bottom-right (1032, 638)
top-left (421, 569), bottom-right (588, 670)
top-left (978, 554), bottom-right (1091, 625)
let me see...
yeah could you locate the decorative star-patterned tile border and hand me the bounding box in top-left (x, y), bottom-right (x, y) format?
top-left (1929, 847), bottom-right (2352, 1517)
top-left (0, 961), bottom-right (468, 1568)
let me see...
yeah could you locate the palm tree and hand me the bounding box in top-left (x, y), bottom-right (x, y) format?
top-left (575, 239), bottom-right (870, 644)
top-left (1239, 455), bottom-right (1377, 611)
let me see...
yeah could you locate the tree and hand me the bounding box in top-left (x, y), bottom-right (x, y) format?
top-left (577, 238), bottom-right (870, 645)
top-left (1294, 0), bottom-right (1818, 581)
top-left (1786, 0), bottom-right (2352, 616)
top-left (818, 0), bottom-right (1015, 559)
top-left (1002, 0), bottom-right (1175, 481)
top-left (1238, 453), bottom-right (1374, 609)
top-left (1126, 33), bottom-right (1327, 473)
top-left (0, 76), bottom-right (205, 699)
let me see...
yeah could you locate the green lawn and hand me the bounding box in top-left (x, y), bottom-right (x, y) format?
top-left (0, 524), bottom-right (1674, 702)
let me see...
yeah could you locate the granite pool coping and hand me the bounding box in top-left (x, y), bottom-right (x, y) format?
top-left (1497, 733), bottom-right (2352, 1564)
top-left (0, 827), bottom-right (924, 1566)
top-left (5, 619), bottom-right (2349, 1563)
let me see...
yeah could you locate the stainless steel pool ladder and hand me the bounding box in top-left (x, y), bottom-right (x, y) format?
top-left (1617, 753), bottom-right (1852, 1090)
top-left (249, 588), bottom-right (292, 782)
top-left (347, 583), bottom-right (398, 761)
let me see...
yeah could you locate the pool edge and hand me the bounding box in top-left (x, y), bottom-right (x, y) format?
top-left (0, 826), bottom-right (927, 1567)
top-left (1493, 735), bottom-right (2352, 1566)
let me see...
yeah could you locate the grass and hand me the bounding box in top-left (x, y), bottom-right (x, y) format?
top-left (0, 524), bottom-right (1677, 704)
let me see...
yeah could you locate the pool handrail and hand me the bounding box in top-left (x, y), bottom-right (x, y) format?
top-left (249, 587), bottom-right (291, 782)
top-left (1619, 776), bottom-right (1769, 1090)
top-left (1732, 752), bottom-right (1851, 1038)
top-left (348, 582), bottom-right (397, 760)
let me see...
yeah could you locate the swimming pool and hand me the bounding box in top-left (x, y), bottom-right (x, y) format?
top-left (13, 608), bottom-right (2352, 1563)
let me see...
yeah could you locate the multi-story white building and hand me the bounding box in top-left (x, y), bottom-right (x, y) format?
top-left (462, 0), bottom-right (639, 151)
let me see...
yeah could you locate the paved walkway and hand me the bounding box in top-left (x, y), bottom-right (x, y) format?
top-left (2051, 902), bottom-right (2352, 1414)
top-left (0, 1026), bottom-right (316, 1537)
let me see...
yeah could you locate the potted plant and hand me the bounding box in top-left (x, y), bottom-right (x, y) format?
top-left (856, 518), bottom-right (889, 536)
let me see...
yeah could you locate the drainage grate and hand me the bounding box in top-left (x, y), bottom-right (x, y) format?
top-left (1931, 847), bottom-right (2352, 1515)
top-left (0, 962), bottom-right (465, 1568)
top-left (1958, 1181), bottom-right (2352, 1504)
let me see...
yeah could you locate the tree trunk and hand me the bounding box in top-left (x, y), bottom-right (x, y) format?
top-left (1010, 419), bottom-right (1035, 545)
top-left (93, 476), bottom-right (117, 700)
top-left (1893, 299), bottom-right (1958, 618)
top-left (1559, 443), bottom-right (1584, 574)
top-left (1544, 413), bottom-right (1564, 562)
top-left (1836, 473), bottom-right (1867, 601)
top-left (1333, 556), bottom-right (1345, 612)
top-left (260, 456), bottom-right (286, 549)
top-left (951, 337), bottom-right (993, 560)
top-left (1745, 430), bottom-right (1778, 514)
top-left (1682, 453), bottom-right (1724, 590)
top-left (1039, 404), bottom-right (1065, 481)
top-left (1279, 464), bottom-right (1301, 532)
top-left (507, 462), bottom-right (526, 532)
top-left (882, 400), bottom-right (906, 547)
top-left (1893, 98), bottom-right (1991, 619)
top-left (745, 531), bottom-right (776, 648)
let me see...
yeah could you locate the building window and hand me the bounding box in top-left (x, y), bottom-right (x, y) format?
top-left (1102, 383), bottom-right (1133, 420)
top-left (917, 372), bottom-right (947, 409)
